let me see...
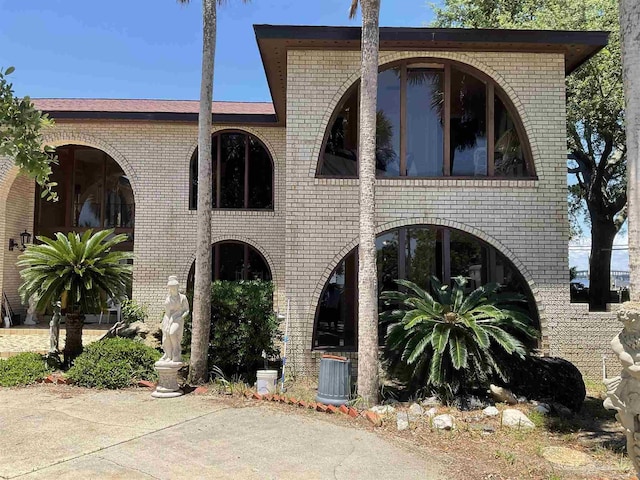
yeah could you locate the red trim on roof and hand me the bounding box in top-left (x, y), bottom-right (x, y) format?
top-left (32, 98), bottom-right (275, 116)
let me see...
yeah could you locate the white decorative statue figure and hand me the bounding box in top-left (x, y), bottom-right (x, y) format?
top-left (159, 275), bottom-right (190, 364)
top-left (152, 275), bottom-right (189, 399)
top-left (24, 295), bottom-right (38, 326)
top-left (604, 303), bottom-right (640, 474)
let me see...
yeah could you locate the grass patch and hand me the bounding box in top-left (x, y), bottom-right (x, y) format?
top-left (0, 353), bottom-right (52, 387)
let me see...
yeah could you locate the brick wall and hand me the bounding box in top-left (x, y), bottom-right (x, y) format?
top-left (0, 47), bottom-right (610, 380)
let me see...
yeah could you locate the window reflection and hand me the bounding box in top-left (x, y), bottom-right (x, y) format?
top-left (494, 95), bottom-right (528, 177)
top-left (313, 225), bottom-right (537, 349)
top-left (406, 67), bottom-right (444, 176)
top-left (375, 69), bottom-right (401, 176)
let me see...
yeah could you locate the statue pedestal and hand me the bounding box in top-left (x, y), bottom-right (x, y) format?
top-left (151, 361), bottom-right (184, 398)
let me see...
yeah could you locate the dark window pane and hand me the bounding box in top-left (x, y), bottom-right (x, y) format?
top-left (450, 229), bottom-right (487, 291)
top-left (73, 148), bottom-right (104, 228)
top-left (315, 250), bottom-right (357, 349)
top-left (450, 68), bottom-right (487, 176)
top-left (248, 136), bottom-right (273, 209)
top-left (376, 69), bottom-right (401, 176)
top-left (220, 133), bottom-right (245, 209)
top-left (217, 243), bottom-right (245, 281)
top-left (104, 162), bottom-right (134, 228)
top-left (211, 135), bottom-right (218, 208)
top-left (376, 231), bottom-right (398, 293)
top-left (321, 89), bottom-right (359, 177)
top-left (189, 154), bottom-right (198, 210)
top-left (406, 226), bottom-right (439, 287)
top-left (406, 67), bottom-right (444, 177)
top-left (247, 248), bottom-right (272, 281)
top-left (494, 95), bottom-right (528, 177)
top-left (38, 147), bottom-right (72, 229)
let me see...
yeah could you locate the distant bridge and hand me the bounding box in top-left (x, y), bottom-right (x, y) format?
top-left (573, 270), bottom-right (630, 288)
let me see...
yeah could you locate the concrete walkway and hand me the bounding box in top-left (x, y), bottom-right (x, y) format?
top-left (0, 387), bottom-right (443, 480)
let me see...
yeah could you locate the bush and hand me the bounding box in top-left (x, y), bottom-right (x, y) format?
top-left (184, 280), bottom-right (280, 382)
top-left (0, 353), bottom-right (52, 387)
top-left (67, 338), bottom-right (160, 389)
top-left (120, 299), bottom-right (148, 325)
top-left (382, 276), bottom-right (537, 402)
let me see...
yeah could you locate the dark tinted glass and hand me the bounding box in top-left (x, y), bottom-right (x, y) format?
top-left (406, 68), bottom-right (444, 176)
top-left (321, 89), bottom-right (359, 176)
top-left (494, 95), bottom-right (528, 177)
top-left (450, 68), bottom-right (487, 176)
top-left (220, 133), bottom-right (245, 209)
top-left (73, 148), bottom-right (104, 228)
top-left (105, 161), bottom-right (134, 228)
top-left (217, 243), bottom-right (245, 281)
top-left (376, 69), bottom-right (401, 176)
top-left (38, 147), bottom-right (71, 229)
top-left (248, 136), bottom-right (273, 209)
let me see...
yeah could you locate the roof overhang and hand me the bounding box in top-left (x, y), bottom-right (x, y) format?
top-left (255, 25), bottom-right (609, 125)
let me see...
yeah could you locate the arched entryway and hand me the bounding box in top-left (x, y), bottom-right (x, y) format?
top-left (312, 224), bottom-right (539, 350)
top-left (33, 145), bottom-right (135, 250)
top-left (186, 240), bottom-right (273, 291)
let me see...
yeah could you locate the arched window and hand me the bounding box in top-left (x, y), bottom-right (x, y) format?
top-left (34, 145), bottom-right (135, 250)
top-left (187, 240), bottom-right (272, 290)
top-left (313, 225), bottom-right (538, 350)
top-left (190, 131), bottom-right (274, 210)
top-left (317, 60), bottom-right (533, 178)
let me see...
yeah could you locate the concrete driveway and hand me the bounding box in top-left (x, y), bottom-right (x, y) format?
top-left (0, 387), bottom-right (443, 480)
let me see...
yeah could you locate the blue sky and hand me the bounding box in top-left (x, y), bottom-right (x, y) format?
top-left (0, 0), bottom-right (439, 101)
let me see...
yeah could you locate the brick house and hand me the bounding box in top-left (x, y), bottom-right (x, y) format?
top-left (0, 25), bottom-right (615, 378)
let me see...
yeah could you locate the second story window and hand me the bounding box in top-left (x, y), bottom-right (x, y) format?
top-left (317, 59), bottom-right (534, 179)
top-left (190, 131), bottom-right (274, 210)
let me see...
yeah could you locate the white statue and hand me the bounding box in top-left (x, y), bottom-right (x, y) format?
top-left (604, 302), bottom-right (640, 474)
top-left (49, 301), bottom-right (62, 354)
top-left (159, 276), bottom-right (189, 364)
top-left (24, 296), bottom-right (38, 326)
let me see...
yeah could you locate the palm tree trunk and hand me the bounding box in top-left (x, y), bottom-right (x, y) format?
top-left (189, 0), bottom-right (215, 384)
top-left (620, 0), bottom-right (640, 302)
top-left (357, 0), bottom-right (381, 407)
top-left (63, 313), bottom-right (84, 366)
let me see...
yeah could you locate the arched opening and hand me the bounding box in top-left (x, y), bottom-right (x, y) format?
top-left (313, 225), bottom-right (539, 350)
top-left (186, 240), bottom-right (273, 291)
top-left (34, 145), bottom-right (135, 251)
top-left (190, 131), bottom-right (274, 210)
top-left (317, 59), bottom-right (534, 179)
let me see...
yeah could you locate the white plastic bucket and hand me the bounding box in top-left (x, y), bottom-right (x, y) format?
top-left (256, 369), bottom-right (278, 394)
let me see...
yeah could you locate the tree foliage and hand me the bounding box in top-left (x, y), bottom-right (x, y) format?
top-left (382, 276), bottom-right (537, 400)
top-left (433, 0), bottom-right (624, 309)
top-left (0, 67), bottom-right (57, 200)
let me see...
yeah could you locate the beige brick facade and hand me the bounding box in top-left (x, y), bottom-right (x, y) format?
top-left (0, 47), bottom-right (611, 380)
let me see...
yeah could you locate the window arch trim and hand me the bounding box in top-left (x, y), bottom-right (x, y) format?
top-left (189, 129), bottom-right (275, 211)
top-left (316, 58), bottom-right (536, 179)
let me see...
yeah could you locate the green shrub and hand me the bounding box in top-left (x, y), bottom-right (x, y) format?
top-left (67, 338), bottom-right (160, 389)
top-left (381, 276), bottom-right (537, 402)
top-left (0, 352), bottom-right (52, 387)
top-left (121, 299), bottom-right (148, 324)
top-left (184, 280), bottom-right (280, 382)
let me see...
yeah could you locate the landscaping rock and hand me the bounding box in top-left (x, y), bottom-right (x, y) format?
top-left (501, 409), bottom-right (535, 429)
top-left (483, 406), bottom-right (500, 417)
top-left (370, 405), bottom-right (396, 415)
top-left (534, 403), bottom-right (551, 415)
top-left (421, 396), bottom-right (440, 407)
top-left (551, 402), bottom-right (573, 417)
top-left (396, 412), bottom-right (410, 431)
top-left (408, 403), bottom-right (424, 416)
top-left (432, 414), bottom-right (454, 430)
top-left (454, 394), bottom-right (493, 411)
top-left (499, 356), bottom-right (586, 412)
top-left (425, 407), bottom-right (437, 418)
top-left (489, 384), bottom-right (518, 405)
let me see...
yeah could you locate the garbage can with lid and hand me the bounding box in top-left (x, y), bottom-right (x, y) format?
top-left (316, 355), bottom-right (351, 406)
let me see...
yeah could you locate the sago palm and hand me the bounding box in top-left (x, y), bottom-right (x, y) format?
top-left (18, 230), bottom-right (132, 364)
top-left (381, 276), bottom-right (537, 400)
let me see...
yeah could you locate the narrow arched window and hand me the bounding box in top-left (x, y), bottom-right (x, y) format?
top-left (190, 131), bottom-right (274, 210)
top-left (317, 60), bottom-right (534, 179)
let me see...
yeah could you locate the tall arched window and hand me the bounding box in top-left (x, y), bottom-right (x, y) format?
top-left (190, 131), bottom-right (274, 210)
top-left (313, 225), bottom-right (538, 350)
top-left (318, 60), bottom-right (534, 179)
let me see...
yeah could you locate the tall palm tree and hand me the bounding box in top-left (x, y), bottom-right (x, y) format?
top-left (620, 0), bottom-right (640, 302)
top-left (350, 0), bottom-right (381, 406)
top-left (178, 0), bottom-right (248, 384)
